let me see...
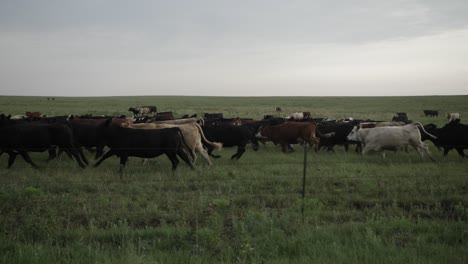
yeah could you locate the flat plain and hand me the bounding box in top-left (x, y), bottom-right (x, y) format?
top-left (0, 95), bottom-right (467, 263)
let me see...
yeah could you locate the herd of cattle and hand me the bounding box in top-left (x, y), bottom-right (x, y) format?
top-left (0, 107), bottom-right (466, 173)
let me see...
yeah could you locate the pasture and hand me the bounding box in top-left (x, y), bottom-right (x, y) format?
top-left (0, 95), bottom-right (467, 263)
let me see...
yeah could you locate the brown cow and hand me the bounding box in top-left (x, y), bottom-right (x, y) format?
top-left (153, 111), bottom-right (175, 121)
top-left (25, 111), bottom-right (43, 119)
top-left (302, 112), bottom-right (311, 119)
top-left (257, 122), bottom-right (334, 152)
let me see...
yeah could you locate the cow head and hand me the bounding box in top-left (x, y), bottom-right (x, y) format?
top-left (346, 126), bottom-right (359, 141)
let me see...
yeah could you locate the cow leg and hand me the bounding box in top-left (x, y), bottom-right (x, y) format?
top-left (280, 143), bottom-right (289, 153)
top-left (95, 146), bottom-right (104, 160)
top-left (252, 140), bottom-right (260, 151)
top-left (416, 143), bottom-right (435, 162)
top-left (455, 148), bottom-right (465, 158)
top-left (46, 147), bottom-right (57, 162)
top-left (231, 146), bottom-right (246, 160)
top-left (443, 147), bottom-right (452, 156)
top-left (404, 145), bottom-right (410, 153)
top-left (119, 153), bottom-right (128, 178)
top-left (63, 147), bottom-right (87, 168)
top-left (361, 145), bottom-right (374, 156)
top-left (355, 143), bottom-right (362, 153)
top-left (281, 143), bottom-right (295, 153)
top-left (166, 152), bottom-right (180, 171)
top-left (58, 147), bottom-right (74, 159)
top-left (7, 151), bottom-right (19, 168)
top-left (17, 150), bottom-right (39, 169)
top-left (177, 149), bottom-right (195, 169)
top-left (190, 149), bottom-right (197, 164)
top-left (196, 145), bottom-right (212, 166)
top-left (79, 148), bottom-right (89, 165)
top-left (207, 145), bottom-right (221, 159)
top-left (93, 149), bottom-right (116, 168)
top-left (85, 147), bottom-right (96, 154)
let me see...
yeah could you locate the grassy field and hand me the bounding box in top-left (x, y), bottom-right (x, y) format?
top-left (0, 95), bottom-right (467, 263)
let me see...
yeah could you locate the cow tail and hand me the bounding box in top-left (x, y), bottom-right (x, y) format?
top-left (414, 122), bottom-right (437, 139)
top-left (195, 123), bottom-right (223, 151)
top-left (177, 128), bottom-right (196, 160)
top-left (316, 126), bottom-right (335, 139)
top-left (198, 118), bottom-right (205, 126)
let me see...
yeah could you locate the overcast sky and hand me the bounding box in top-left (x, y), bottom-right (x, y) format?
top-left (1, 0), bottom-right (467, 96)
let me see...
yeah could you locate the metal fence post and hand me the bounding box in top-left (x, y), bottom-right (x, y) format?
top-left (301, 143), bottom-right (308, 223)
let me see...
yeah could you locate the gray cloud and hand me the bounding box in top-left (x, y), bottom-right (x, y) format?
top-left (0, 0), bottom-right (467, 96)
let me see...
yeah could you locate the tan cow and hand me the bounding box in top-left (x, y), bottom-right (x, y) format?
top-left (152, 117), bottom-right (204, 125)
top-left (121, 121), bottom-right (222, 165)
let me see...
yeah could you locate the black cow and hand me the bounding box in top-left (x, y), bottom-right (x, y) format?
top-left (421, 121), bottom-right (468, 158)
top-left (317, 121), bottom-right (361, 152)
top-left (423, 110), bottom-right (438, 117)
top-left (392, 112), bottom-right (409, 123)
top-left (67, 118), bottom-right (111, 164)
top-left (0, 115), bottom-right (86, 168)
top-left (201, 122), bottom-right (262, 160)
top-left (93, 121), bottom-right (194, 174)
top-left (204, 113), bottom-right (223, 119)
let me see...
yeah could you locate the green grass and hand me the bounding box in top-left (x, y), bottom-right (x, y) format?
top-left (0, 95), bottom-right (467, 263)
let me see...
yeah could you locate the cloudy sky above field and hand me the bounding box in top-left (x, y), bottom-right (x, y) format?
top-left (1, 0), bottom-right (468, 96)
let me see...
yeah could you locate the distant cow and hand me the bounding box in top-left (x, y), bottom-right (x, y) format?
top-left (93, 121), bottom-right (194, 174)
top-left (152, 111), bottom-right (175, 121)
top-left (421, 121), bottom-right (468, 158)
top-left (128, 106), bottom-right (157, 116)
top-left (25, 111), bottom-right (43, 119)
top-left (204, 113), bottom-right (224, 119)
top-left (391, 112), bottom-right (409, 123)
top-left (286, 112), bottom-right (304, 121)
top-left (257, 122), bottom-right (335, 153)
top-left (423, 110), bottom-right (438, 117)
top-left (446, 112), bottom-right (460, 121)
top-left (275, 107), bottom-right (282, 112)
top-left (346, 122), bottom-right (436, 160)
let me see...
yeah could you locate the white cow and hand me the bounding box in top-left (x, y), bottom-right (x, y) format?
top-left (286, 112), bottom-right (304, 120)
top-left (346, 122), bottom-right (436, 160)
top-left (446, 112), bottom-right (460, 121)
